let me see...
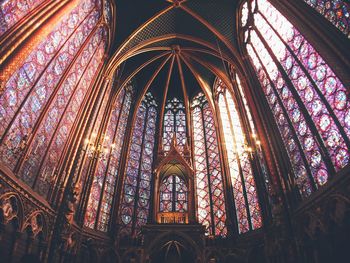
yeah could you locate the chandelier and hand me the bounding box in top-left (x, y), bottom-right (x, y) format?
top-left (83, 132), bottom-right (116, 161)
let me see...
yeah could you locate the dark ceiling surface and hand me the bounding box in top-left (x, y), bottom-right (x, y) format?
top-left (113, 0), bottom-right (170, 49)
top-left (112, 0), bottom-right (240, 103)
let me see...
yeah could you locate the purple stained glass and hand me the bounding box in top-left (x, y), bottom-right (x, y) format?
top-left (37, 40), bottom-right (106, 197)
top-left (160, 174), bottom-right (188, 213)
top-left (215, 80), bottom-right (262, 234)
top-left (192, 92), bottom-right (227, 237)
top-left (119, 92), bottom-right (157, 237)
top-left (0, 0), bottom-right (99, 140)
top-left (18, 28), bottom-right (105, 194)
top-left (84, 85), bottom-right (132, 231)
top-left (303, 0), bottom-right (349, 38)
top-left (255, 1), bottom-right (349, 171)
top-left (0, 0), bottom-right (46, 36)
top-left (162, 98), bottom-right (187, 154)
top-left (0, 5), bottom-right (101, 172)
top-left (242, 0), bottom-right (349, 197)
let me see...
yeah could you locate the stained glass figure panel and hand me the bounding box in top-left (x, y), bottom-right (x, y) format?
top-left (0, 0), bottom-right (46, 36)
top-left (215, 80), bottom-right (262, 234)
top-left (0, 0), bottom-right (100, 141)
top-left (0, 0), bottom-right (103, 195)
top-left (162, 98), bottom-right (187, 153)
top-left (160, 174), bottom-right (188, 213)
top-left (19, 28), bottom-right (106, 196)
top-left (192, 92), bottom-right (227, 237)
top-left (242, 0), bottom-right (349, 197)
top-left (84, 85), bottom-right (132, 232)
top-left (119, 92), bottom-right (157, 237)
top-left (303, 0), bottom-right (349, 38)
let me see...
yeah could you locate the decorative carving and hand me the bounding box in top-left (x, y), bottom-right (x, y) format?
top-left (0, 194), bottom-right (18, 223)
top-left (328, 194), bottom-right (350, 226)
top-left (63, 231), bottom-right (78, 251)
top-left (64, 181), bottom-right (82, 224)
top-left (33, 214), bottom-right (43, 236)
top-left (25, 212), bottom-right (44, 237)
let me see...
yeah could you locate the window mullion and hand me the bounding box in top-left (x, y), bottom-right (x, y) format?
top-left (249, 42), bottom-right (317, 192)
top-left (131, 104), bottom-right (149, 235)
top-left (95, 91), bottom-right (127, 230)
top-left (0, 6), bottom-right (98, 146)
top-left (258, 11), bottom-right (350, 150)
top-left (223, 94), bottom-right (253, 231)
top-left (173, 108), bottom-right (177, 146)
top-left (200, 104), bottom-right (216, 236)
top-left (253, 26), bottom-right (336, 176)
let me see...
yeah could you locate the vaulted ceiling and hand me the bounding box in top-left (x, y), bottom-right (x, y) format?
top-left (107, 0), bottom-right (243, 105)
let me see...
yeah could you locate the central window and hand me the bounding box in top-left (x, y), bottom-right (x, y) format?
top-left (160, 174), bottom-right (188, 213)
top-left (162, 98), bottom-right (187, 153)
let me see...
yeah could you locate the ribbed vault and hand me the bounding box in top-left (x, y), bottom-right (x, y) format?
top-left (107, 0), bottom-right (244, 105)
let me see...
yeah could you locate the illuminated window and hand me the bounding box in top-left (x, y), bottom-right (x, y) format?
top-left (303, 0), bottom-right (349, 38)
top-left (119, 92), bottom-right (157, 237)
top-left (0, 0), bottom-right (105, 197)
top-left (1, 0), bottom-right (100, 142)
top-left (103, 0), bottom-right (112, 23)
top-left (0, 0), bottom-right (46, 36)
top-left (192, 92), bottom-right (227, 237)
top-left (84, 85), bottom-right (133, 232)
top-left (159, 174), bottom-right (188, 212)
top-left (78, 75), bottom-right (114, 216)
top-left (232, 69), bottom-right (273, 198)
top-left (215, 79), bottom-right (262, 234)
top-left (241, 0), bottom-right (350, 198)
top-left (162, 98), bottom-right (187, 153)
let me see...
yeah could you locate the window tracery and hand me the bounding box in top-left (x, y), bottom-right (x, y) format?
top-left (0, 0), bottom-right (107, 197)
top-left (192, 92), bottom-right (227, 237)
top-left (303, 0), bottom-right (349, 38)
top-left (159, 174), bottom-right (188, 213)
top-left (0, 0), bottom-right (46, 36)
top-left (241, 0), bottom-right (350, 198)
top-left (162, 98), bottom-right (187, 153)
top-left (215, 80), bottom-right (262, 234)
top-left (119, 92), bottom-right (157, 237)
top-left (84, 85), bottom-right (132, 232)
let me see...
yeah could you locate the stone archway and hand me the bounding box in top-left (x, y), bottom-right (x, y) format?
top-left (148, 233), bottom-right (199, 263)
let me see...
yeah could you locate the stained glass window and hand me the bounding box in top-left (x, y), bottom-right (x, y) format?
top-left (162, 98), bottom-right (187, 153)
top-left (192, 92), bottom-right (227, 237)
top-left (23, 29), bottom-right (106, 197)
top-left (0, 0), bottom-right (106, 197)
top-left (78, 75), bottom-right (113, 212)
top-left (215, 80), bottom-right (262, 234)
top-left (231, 69), bottom-right (273, 198)
top-left (303, 0), bottom-right (349, 38)
top-left (241, 0), bottom-right (350, 198)
top-left (0, 0), bottom-right (46, 36)
top-left (0, 0), bottom-right (100, 143)
top-left (119, 92), bottom-right (157, 237)
top-left (84, 85), bottom-right (133, 232)
top-left (159, 174), bottom-right (188, 212)
top-left (103, 0), bottom-right (112, 23)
